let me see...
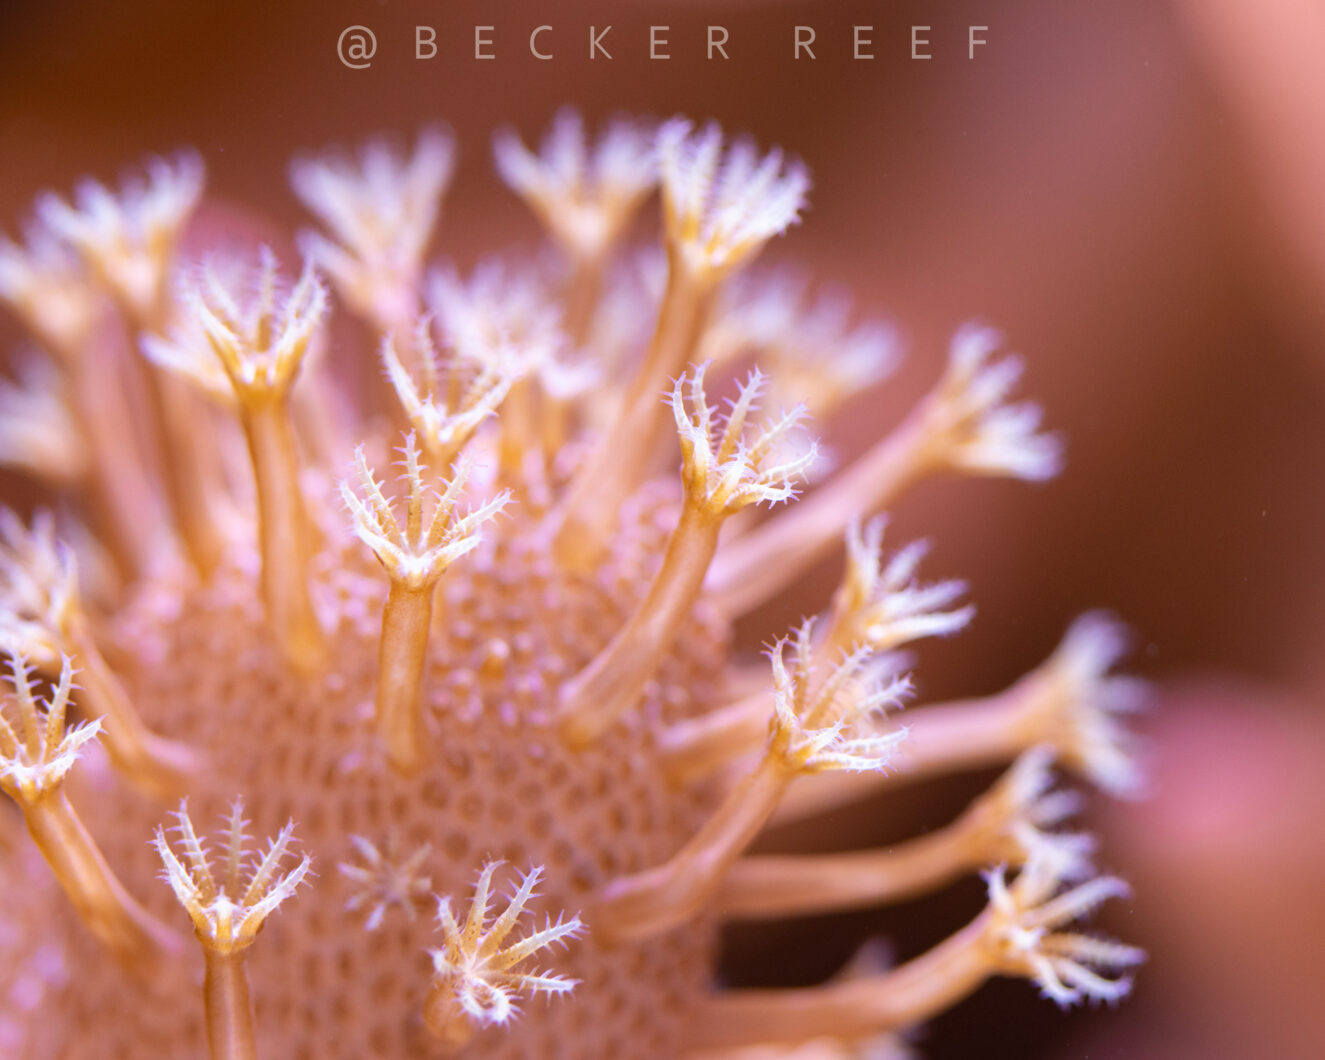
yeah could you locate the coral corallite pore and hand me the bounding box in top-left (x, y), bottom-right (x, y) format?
top-left (0, 112), bottom-right (1148, 1059)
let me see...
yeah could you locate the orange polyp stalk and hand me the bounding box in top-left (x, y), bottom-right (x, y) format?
top-left (121, 293), bottom-right (232, 579)
top-left (497, 376), bottom-right (536, 488)
top-left (374, 581), bottom-right (435, 776)
top-left (154, 802), bottom-right (312, 1060)
top-left (593, 756), bottom-right (792, 946)
top-left (540, 257), bottom-right (603, 469)
top-left (71, 333), bottom-right (167, 579)
top-left (663, 622), bottom-right (878, 785)
top-left (556, 505), bottom-right (723, 749)
top-left (560, 253), bottom-right (604, 350)
top-left (23, 789), bottom-right (181, 971)
top-left (718, 817), bottom-right (984, 920)
top-left (148, 368), bottom-right (229, 578)
top-left (420, 986), bottom-right (475, 1053)
top-left (240, 398), bottom-right (324, 672)
top-left (202, 949), bottom-right (258, 1060)
top-left (66, 620), bottom-right (199, 799)
top-left (772, 686), bottom-right (1030, 826)
top-left (690, 914), bottom-right (992, 1051)
top-left (551, 266), bottom-right (714, 571)
top-left (660, 690), bottom-right (768, 784)
top-left (294, 369), bottom-right (356, 476)
top-left (707, 406), bottom-right (932, 617)
top-left (540, 390), bottom-right (573, 470)
top-left (343, 435), bottom-right (509, 778)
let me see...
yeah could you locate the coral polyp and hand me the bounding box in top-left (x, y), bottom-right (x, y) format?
top-left (0, 112), bottom-right (1142, 1058)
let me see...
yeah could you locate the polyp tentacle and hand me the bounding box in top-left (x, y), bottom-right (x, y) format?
top-left (691, 858), bottom-right (1141, 1052)
top-left (772, 612), bottom-right (1146, 826)
top-left (551, 120), bottom-right (809, 569)
top-left (292, 126), bottom-right (455, 337)
top-left (719, 748), bottom-right (1094, 920)
top-left (342, 433), bottom-right (509, 775)
top-left (154, 798), bottom-right (313, 1060)
top-left (149, 248), bottom-right (328, 670)
top-left (0, 651), bottom-right (182, 970)
top-left (591, 622), bottom-right (907, 945)
top-left (709, 325), bottom-right (1064, 617)
top-left (422, 861), bottom-right (585, 1052)
top-left (0, 508), bottom-right (199, 797)
top-left (557, 364), bottom-right (815, 749)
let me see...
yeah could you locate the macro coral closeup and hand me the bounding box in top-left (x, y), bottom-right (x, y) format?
top-left (0, 112), bottom-right (1144, 1058)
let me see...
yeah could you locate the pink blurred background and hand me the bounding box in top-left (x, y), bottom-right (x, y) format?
top-left (2, 1), bottom-right (1323, 1056)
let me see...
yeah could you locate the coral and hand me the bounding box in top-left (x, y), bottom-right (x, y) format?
top-left (155, 800), bottom-right (312, 1059)
top-left (0, 113), bottom-right (1143, 1058)
top-left (423, 861), bottom-right (585, 1050)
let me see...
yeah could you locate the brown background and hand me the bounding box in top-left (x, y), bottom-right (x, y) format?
top-left (3, 1), bottom-right (1323, 1057)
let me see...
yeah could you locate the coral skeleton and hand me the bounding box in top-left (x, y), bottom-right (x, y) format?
top-left (0, 112), bottom-right (1143, 1058)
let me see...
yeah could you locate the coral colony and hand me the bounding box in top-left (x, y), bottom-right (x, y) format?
top-left (0, 111), bottom-right (1144, 1058)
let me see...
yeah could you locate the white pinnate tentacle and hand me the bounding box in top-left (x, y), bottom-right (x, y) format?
top-left (339, 835), bottom-right (433, 931)
top-left (0, 508), bottom-right (79, 643)
top-left (701, 268), bottom-right (902, 418)
top-left (154, 798), bottom-right (312, 955)
top-left (494, 109), bottom-right (657, 260)
top-left (35, 152), bottom-right (204, 322)
top-left (925, 324), bottom-right (1063, 482)
top-left (427, 261), bottom-right (566, 372)
top-left (968, 748), bottom-right (1097, 882)
top-left (767, 622), bottom-right (912, 776)
top-left (341, 434), bottom-right (510, 591)
top-left (673, 363), bottom-right (818, 517)
top-left (827, 517), bottom-right (974, 654)
top-left (292, 127), bottom-right (454, 327)
top-left (659, 119), bottom-right (810, 280)
top-left (0, 358), bottom-right (87, 483)
top-left (153, 248), bottom-right (327, 404)
top-left (0, 653), bottom-right (99, 803)
top-left (1025, 612), bottom-right (1149, 797)
top-left (982, 860), bottom-right (1144, 1007)
top-left (0, 227), bottom-right (100, 357)
top-left (424, 862), bottom-right (584, 1043)
top-left (380, 321), bottom-right (516, 466)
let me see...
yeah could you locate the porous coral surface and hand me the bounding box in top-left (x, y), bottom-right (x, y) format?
top-left (1, 489), bottom-right (725, 1059)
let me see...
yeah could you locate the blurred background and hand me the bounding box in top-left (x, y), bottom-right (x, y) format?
top-left (2, 0), bottom-right (1323, 1056)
